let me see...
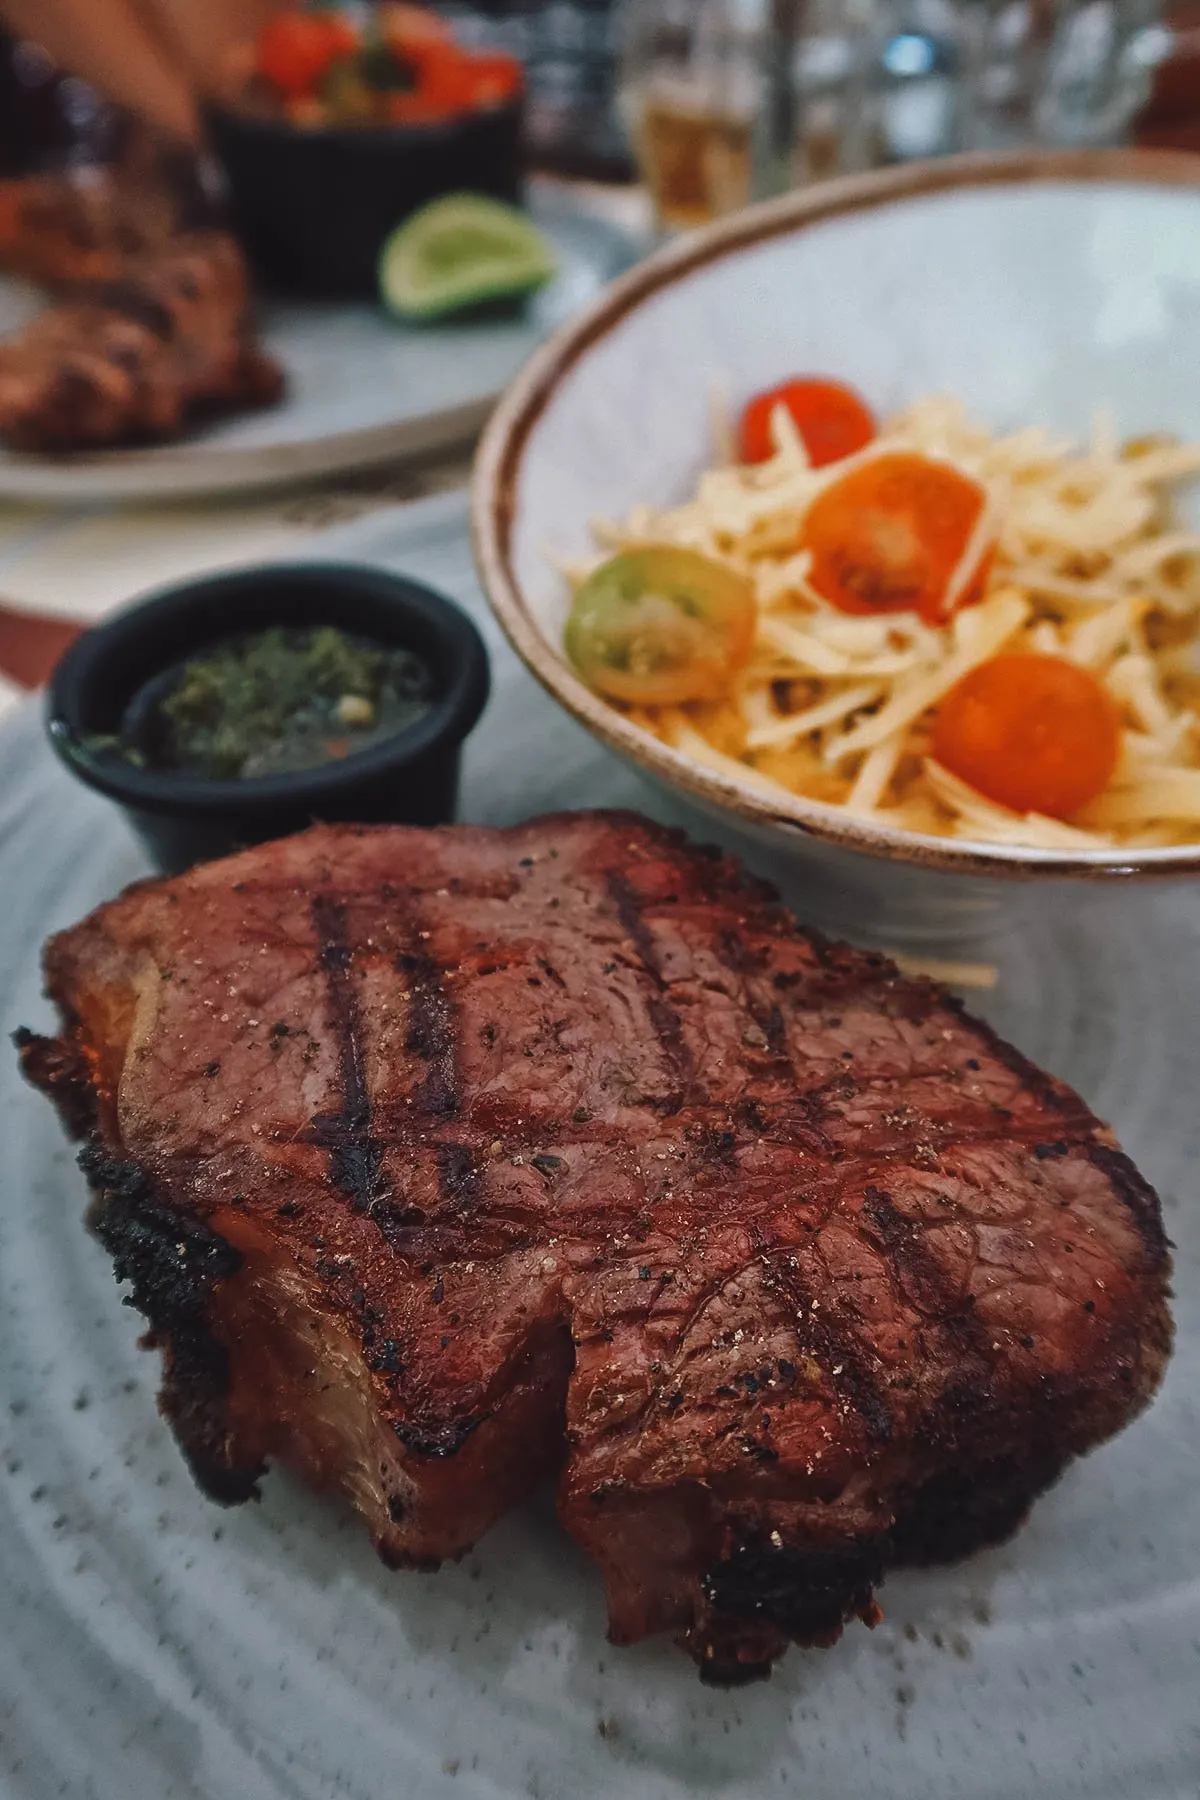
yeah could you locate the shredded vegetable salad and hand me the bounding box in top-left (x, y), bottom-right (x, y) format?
top-left (559, 385), bottom-right (1200, 850)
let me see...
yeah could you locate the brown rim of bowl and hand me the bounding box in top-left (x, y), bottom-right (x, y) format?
top-left (472, 146), bottom-right (1200, 883)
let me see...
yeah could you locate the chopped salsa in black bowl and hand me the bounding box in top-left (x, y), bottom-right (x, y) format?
top-left (46, 563), bottom-right (490, 872)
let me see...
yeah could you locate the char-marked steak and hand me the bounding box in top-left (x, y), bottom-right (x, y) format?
top-left (17, 815), bottom-right (1172, 1682)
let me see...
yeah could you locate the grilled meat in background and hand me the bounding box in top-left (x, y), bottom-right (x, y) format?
top-left (0, 167), bottom-right (177, 290)
top-left (0, 230), bottom-right (283, 453)
top-left (18, 814), bottom-right (1173, 1683)
top-left (0, 104), bottom-right (284, 454)
top-left (0, 122), bottom-right (222, 290)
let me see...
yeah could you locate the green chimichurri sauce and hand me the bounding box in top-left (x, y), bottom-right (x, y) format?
top-left (144, 626), bottom-right (433, 780)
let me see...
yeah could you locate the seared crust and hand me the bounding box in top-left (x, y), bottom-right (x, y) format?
top-left (17, 814), bottom-right (1173, 1681)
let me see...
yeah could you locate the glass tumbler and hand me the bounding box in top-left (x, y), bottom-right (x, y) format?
top-left (618, 0), bottom-right (770, 231)
top-left (1037, 0), bottom-right (1165, 144)
top-left (963, 0), bottom-right (1167, 149)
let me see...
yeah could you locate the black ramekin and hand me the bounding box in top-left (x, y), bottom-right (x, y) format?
top-left (45, 562), bottom-right (490, 873)
top-left (207, 100), bottom-right (523, 298)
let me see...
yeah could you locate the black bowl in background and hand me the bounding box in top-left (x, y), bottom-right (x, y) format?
top-left (207, 99), bottom-right (523, 299)
top-left (46, 563), bottom-right (490, 873)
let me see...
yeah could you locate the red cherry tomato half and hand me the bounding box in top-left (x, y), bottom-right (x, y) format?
top-left (256, 11), bottom-right (357, 98)
top-left (802, 450), bottom-right (993, 625)
top-left (464, 52), bottom-right (524, 107)
top-left (379, 3), bottom-right (455, 50)
top-left (321, 13), bottom-right (359, 61)
top-left (414, 44), bottom-right (480, 111)
top-left (739, 377), bottom-right (876, 468)
top-left (932, 654), bottom-right (1121, 819)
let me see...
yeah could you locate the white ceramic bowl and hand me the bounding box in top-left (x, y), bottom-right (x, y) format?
top-left (473, 150), bottom-right (1200, 947)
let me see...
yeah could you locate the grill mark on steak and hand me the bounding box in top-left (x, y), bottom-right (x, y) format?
top-left (719, 929), bottom-right (789, 1057)
top-left (860, 1185), bottom-right (981, 1332)
top-left (308, 896), bottom-right (389, 1216)
top-left (389, 897), bottom-right (483, 1218)
top-left (437, 1141), bottom-right (482, 1211)
top-left (858, 1188), bottom-right (994, 1429)
top-left (759, 1250), bottom-right (894, 1447)
top-left (605, 870), bottom-right (692, 1110)
top-left (397, 939), bottom-right (459, 1121)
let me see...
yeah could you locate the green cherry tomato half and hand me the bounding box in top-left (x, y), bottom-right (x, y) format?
top-left (564, 546), bottom-right (757, 706)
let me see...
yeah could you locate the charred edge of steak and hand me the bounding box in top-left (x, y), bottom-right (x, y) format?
top-left (392, 1413), bottom-right (490, 1459)
top-left (700, 1538), bottom-right (887, 1684)
top-left (696, 1453), bottom-right (1066, 1685)
top-left (76, 1139), bottom-right (265, 1506)
top-left (888, 1452), bottom-right (1066, 1568)
top-left (13, 1027), bottom-right (98, 1140)
top-left (1084, 1139), bottom-right (1176, 1267)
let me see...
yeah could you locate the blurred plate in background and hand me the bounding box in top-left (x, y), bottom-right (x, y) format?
top-left (0, 182), bottom-right (641, 504)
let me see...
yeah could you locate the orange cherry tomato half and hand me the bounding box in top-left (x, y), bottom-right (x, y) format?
top-left (321, 13), bottom-right (359, 61)
top-left (413, 44), bottom-right (480, 110)
top-left (565, 546), bottom-right (756, 706)
top-left (739, 377), bottom-right (876, 468)
top-left (932, 654), bottom-right (1121, 819)
top-left (257, 11), bottom-right (357, 98)
top-left (802, 450), bottom-right (992, 625)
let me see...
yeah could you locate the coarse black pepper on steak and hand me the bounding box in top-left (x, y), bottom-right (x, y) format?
top-left (17, 814), bottom-right (1172, 1683)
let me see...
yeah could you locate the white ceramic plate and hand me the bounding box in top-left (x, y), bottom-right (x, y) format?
top-left (1, 500), bottom-right (1197, 1798)
top-left (0, 187), bottom-right (638, 504)
top-left (474, 150), bottom-right (1200, 882)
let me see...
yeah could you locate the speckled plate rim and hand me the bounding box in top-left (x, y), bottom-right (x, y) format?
top-left (0, 391), bottom-right (497, 505)
top-left (472, 147), bottom-right (1200, 883)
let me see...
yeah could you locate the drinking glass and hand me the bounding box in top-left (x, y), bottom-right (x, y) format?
top-left (789, 0), bottom-right (877, 178)
top-left (618, 0), bottom-right (771, 230)
top-left (962, 0), bottom-right (1167, 149)
top-left (1037, 0), bottom-right (1165, 143)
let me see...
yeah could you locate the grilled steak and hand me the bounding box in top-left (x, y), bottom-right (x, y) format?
top-left (0, 231), bottom-right (284, 454)
top-left (18, 815), bottom-right (1172, 1682)
top-left (0, 165), bottom-right (188, 291)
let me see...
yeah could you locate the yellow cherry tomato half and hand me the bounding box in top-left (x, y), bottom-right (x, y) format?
top-left (565, 546), bottom-right (756, 706)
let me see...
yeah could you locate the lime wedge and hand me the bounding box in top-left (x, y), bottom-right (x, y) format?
top-left (379, 194), bottom-right (557, 321)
